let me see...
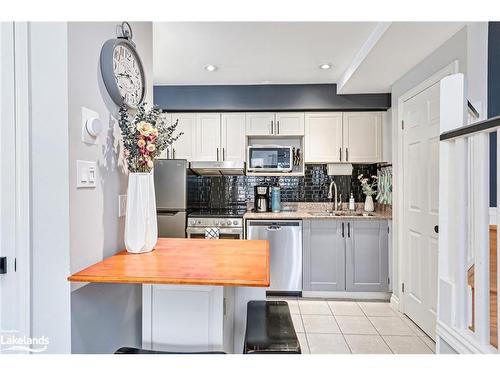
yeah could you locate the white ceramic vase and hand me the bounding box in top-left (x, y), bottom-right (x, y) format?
top-left (124, 172), bottom-right (157, 253)
top-left (364, 195), bottom-right (375, 212)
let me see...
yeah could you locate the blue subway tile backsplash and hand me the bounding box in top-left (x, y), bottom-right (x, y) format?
top-left (187, 164), bottom-right (377, 210)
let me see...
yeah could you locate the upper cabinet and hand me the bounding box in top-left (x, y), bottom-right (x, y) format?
top-left (159, 111), bottom-right (383, 164)
top-left (304, 111), bottom-right (383, 164)
top-left (342, 112), bottom-right (382, 163)
top-left (194, 113), bottom-right (221, 161)
top-left (305, 112), bottom-right (343, 163)
top-left (246, 112), bottom-right (304, 136)
top-left (170, 113), bottom-right (195, 160)
top-left (274, 112), bottom-right (305, 135)
top-left (221, 113), bottom-right (246, 161)
top-left (192, 113), bottom-right (246, 162)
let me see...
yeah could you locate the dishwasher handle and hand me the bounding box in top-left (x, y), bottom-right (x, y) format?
top-left (266, 225), bottom-right (282, 231)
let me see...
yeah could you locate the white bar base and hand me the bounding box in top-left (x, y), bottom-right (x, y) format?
top-left (142, 284), bottom-right (266, 354)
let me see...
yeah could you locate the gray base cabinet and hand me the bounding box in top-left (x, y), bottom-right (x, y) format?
top-left (345, 220), bottom-right (389, 292)
top-left (303, 220), bottom-right (345, 291)
top-left (303, 219), bottom-right (389, 293)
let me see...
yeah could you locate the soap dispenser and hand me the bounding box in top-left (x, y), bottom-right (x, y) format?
top-left (349, 193), bottom-right (355, 211)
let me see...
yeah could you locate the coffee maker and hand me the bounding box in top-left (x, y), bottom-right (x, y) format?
top-left (254, 185), bottom-right (270, 212)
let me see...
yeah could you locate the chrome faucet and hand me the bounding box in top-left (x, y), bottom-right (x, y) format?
top-left (328, 181), bottom-right (341, 211)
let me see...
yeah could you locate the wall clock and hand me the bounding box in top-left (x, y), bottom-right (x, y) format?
top-left (100, 22), bottom-right (146, 108)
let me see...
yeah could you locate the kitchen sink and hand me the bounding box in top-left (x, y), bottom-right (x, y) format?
top-left (308, 211), bottom-right (375, 217)
top-left (308, 212), bottom-right (338, 217)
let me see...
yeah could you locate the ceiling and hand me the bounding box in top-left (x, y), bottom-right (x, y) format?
top-left (153, 22), bottom-right (466, 93)
top-left (153, 22), bottom-right (378, 85)
top-left (337, 22), bottom-right (466, 94)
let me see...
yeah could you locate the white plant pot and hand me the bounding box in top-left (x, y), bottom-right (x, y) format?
top-left (124, 172), bottom-right (157, 253)
top-left (364, 195), bottom-right (375, 212)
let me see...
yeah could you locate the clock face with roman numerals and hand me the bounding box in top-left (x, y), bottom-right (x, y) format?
top-left (100, 39), bottom-right (146, 108)
top-left (113, 43), bottom-right (144, 108)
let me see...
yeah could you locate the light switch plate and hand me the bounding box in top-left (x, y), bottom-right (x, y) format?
top-left (118, 195), bottom-right (127, 217)
top-left (76, 160), bottom-right (97, 188)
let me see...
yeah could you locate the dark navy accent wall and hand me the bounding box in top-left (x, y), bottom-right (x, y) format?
top-left (489, 22), bottom-right (500, 207)
top-left (153, 84), bottom-right (391, 112)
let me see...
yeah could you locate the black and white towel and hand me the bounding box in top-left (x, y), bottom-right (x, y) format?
top-left (205, 227), bottom-right (220, 239)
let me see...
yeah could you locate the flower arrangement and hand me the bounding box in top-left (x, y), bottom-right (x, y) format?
top-left (358, 174), bottom-right (378, 196)
top-left (118, 103), bottom-right (182, 173)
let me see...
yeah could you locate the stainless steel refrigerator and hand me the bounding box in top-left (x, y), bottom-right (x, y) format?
top-left (154, 159), bottom-right (187, 238)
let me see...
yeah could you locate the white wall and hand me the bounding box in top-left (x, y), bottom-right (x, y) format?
top-left (29, 22), bottom-right (72, 353)
top-left (67, 22), bottom-right (153, 353)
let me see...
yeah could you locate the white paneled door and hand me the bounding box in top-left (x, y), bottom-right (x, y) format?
top-left (402, 82), bottom-right (440, 339)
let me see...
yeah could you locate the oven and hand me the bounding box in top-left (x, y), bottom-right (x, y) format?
top-left (186, 212), bottom-right (244, 240)
top-left (186, 227), bottom-right (243, 240)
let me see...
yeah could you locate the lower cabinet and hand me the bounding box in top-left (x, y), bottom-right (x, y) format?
top-left (303, 219), bottom-right (389, 293)
top-left (346, 220), bottom-right (389, 292)
top-left (303, 220), bottom-right (345, 291)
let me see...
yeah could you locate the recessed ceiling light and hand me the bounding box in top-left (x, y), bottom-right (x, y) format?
top-left (319, 63), bottom-right (332, 70)
top-left (204, 64), bottom-right (217, 72)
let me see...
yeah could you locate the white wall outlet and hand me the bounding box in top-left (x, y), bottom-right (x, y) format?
top-left (76, 160), bottom-right (97, 188)
top-left (119, 195), bottom-right (127, 217)
top-left (81, 107), bottom-right (101, 145)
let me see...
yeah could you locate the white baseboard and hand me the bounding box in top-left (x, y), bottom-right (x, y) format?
top-left (489, 207), bottom-right (497, 225)
top-left (301, 291), bottom-right (391, 300)
top-left (390, 294), bottom-right (400, 312)
top-left (435, 320), bottom-right (497, 354)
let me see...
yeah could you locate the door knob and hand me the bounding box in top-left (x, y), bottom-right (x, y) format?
top-left (434, 225), bottom-right (439, 234)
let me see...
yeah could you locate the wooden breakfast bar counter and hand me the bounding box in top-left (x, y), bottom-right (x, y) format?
top-left (68, 238), bottom-right (270, 354)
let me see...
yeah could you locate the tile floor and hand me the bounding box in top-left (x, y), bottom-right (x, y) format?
top-left (267, 297), bottom-right (435, 354)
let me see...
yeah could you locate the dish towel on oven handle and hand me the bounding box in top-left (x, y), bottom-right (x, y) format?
top-left (205, 227), bottom-right (220, 239)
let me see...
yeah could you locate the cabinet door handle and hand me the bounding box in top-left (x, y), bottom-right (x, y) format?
top-left (346, 148), bottom-right (349, 162)
top-left (347, 222), bottom-right (351, 238)
top-left (271, 120), bottom-right (274, 134)
top-left (173, 148), bottom-right (176, 159)
top-left (217, 148), bottom-right (219, 161)
top-left (339, 148), bottom-right (342, 162)
top-left (167, 148), bottom-right (170, 159)
top-left (223, 148), bottom-right (226, 161)
top-left (277, 120), bottom-right (280, 134)
top-left (342, 222), bottom-right (345, 238)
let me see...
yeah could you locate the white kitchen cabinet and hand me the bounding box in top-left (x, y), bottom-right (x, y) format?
top-left (305, 112), bottom-right (343, 163)
top-left (170, 113), bottom-right (195, 160)
top-left (194, 113), bottom-right (221, 161)
top-left (342, 112), bottom-right (382, 163)
top-left (157, 113), bottom-right (172, 159)
top-left (143, 284), bottom-right (225, 352)
top-left (245, 112), bottom-right (275, 136)
top-left (246, 112), bottom-right (304, 136)
top-left (275, 112), bottom-right (304, 135)
top-left (221, 113), bottom-right (246, 161)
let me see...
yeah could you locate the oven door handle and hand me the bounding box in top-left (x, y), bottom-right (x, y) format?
top-left (186, 228), bottom-right (243, 235)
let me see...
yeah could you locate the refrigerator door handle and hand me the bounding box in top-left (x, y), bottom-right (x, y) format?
top-left (157, 211), bottom-right (179, 216)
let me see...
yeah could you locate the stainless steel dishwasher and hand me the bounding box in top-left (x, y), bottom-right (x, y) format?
top-left (246, 220), bottom-right (302, 292)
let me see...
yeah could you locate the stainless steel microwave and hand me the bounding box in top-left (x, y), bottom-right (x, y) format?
top-left (247, 145), bottom-right (293, 172)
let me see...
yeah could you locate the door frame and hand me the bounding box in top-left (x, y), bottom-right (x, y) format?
top-left (395, 60), bottom-right (459, 318)
top-left (0, 22), bottom-right (31, 342)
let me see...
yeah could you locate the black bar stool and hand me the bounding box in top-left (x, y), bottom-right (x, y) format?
top-left (243, 300), bottom-right (301, 354)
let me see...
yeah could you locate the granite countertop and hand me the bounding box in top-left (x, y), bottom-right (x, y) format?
top-left (243, 202), bottom-right (392, 220)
